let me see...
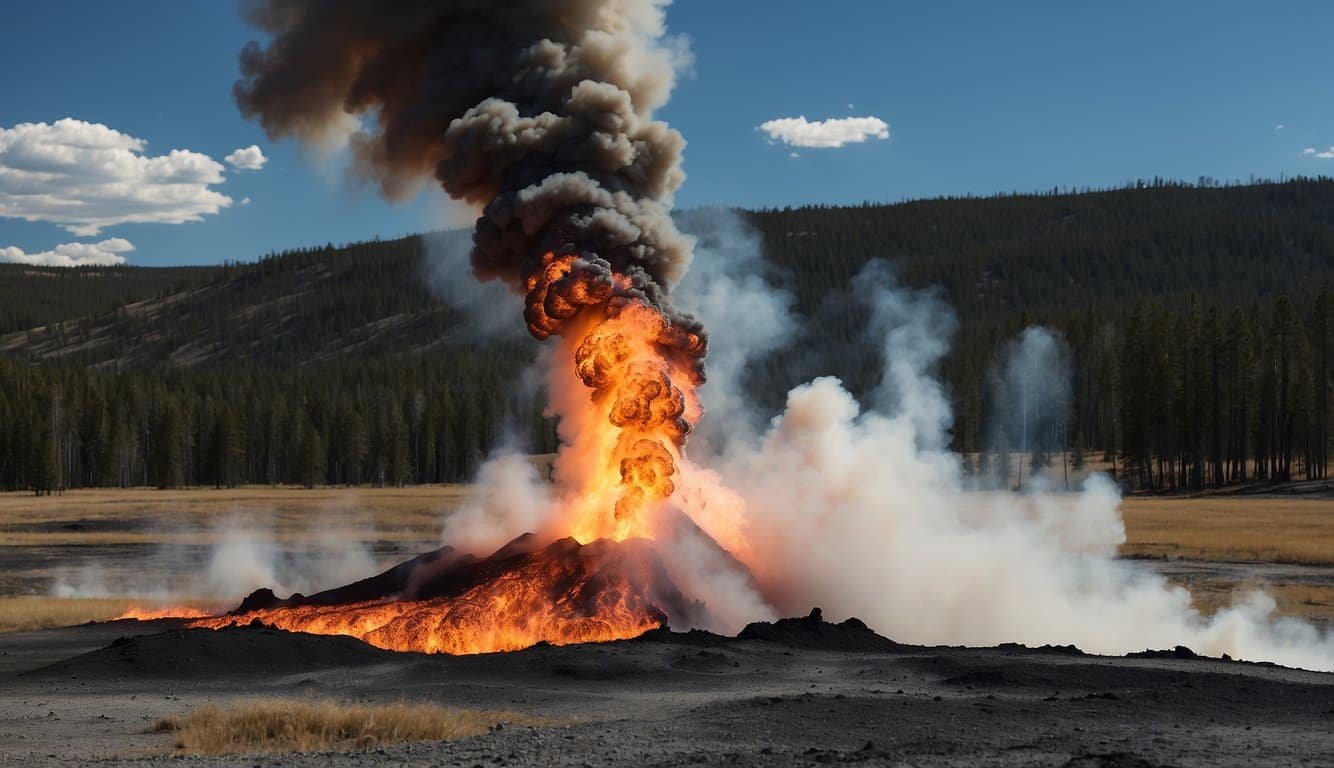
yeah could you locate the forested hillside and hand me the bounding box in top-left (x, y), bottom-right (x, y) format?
top-left (1, 178), bottom-right (1330, 492)
top-left (0, 264), bottom-right (212, 336)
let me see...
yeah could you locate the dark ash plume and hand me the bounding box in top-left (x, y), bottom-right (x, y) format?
top-left (234, 0), bottom-right (702, 358)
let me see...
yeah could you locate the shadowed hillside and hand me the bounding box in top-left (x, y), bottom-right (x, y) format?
top-left (1, 178), bottom-right (1330, 491)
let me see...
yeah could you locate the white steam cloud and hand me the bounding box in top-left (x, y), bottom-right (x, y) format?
top-left (52, 516), bottom-right (377, 602)
top-left (0, 237), bottom-right (134, 267)
top-left (667, 260), bottom-right (1334, 672)
top-left (674, 209), bottom-right (796, 451)
top-left (758, 115), bottom-right (890, 149)
top-left (440, 453), bottom-right (557, 555)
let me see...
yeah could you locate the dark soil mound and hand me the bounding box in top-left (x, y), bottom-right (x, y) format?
top-left (25, 625), bottom-right (397, 679)
top-left (1126, 645), bottom-right (1202, 660)
top-left (634, 627), bottom-right (731, 646)
top-left (737, 608), bottom-right (903, 652)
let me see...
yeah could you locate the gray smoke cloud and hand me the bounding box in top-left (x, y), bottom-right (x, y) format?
top-left (235, 0), bottom-right (702, 345)
top-left (237, 0), bottom-right (709, 520)
top-left (420, 228), bottom-right (524, 341)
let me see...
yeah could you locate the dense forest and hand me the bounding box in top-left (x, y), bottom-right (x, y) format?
top-left (0, 263), bottom-right (212, 336)
top-left (1, 178), bottom-right (1330, 493)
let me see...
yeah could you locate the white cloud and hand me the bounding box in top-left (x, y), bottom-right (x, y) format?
top-left (225, 144), bottom-right (267, 171)
top-left (0, 118), bottom-right (231, 236)
top-left (758, 115), bottom-right (890, 149)
top-left (240, 196), bottom-right (252, 206)
top-left (0, 237), bottom-right (134, 267)
top-left (789, 152), bottom-right (800, 159)
top-left (1275, 124), bottom-right (1285, 131)
top-left (1305, 146), bottom-right (1334, 159)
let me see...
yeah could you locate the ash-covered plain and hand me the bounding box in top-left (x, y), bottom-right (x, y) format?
top-left (2, 610), bottom-right (1332, 767)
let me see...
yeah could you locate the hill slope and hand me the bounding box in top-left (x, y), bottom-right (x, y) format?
top-left (0, 233), bottom-right (514, 369)
top-left (1, 178), bottom-right (1329, 491)
top-left (0, 264), bottom-right (213, 337)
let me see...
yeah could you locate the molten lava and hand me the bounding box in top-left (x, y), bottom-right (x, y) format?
top-left (115, 605), bottom-right (213, 621)
top-left (183, 536), bottom-right (693, 655)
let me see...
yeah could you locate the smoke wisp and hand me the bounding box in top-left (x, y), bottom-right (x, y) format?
top-left (53, 515), bottom-right (379, 603)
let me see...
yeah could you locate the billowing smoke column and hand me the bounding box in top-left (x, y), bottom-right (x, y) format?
top-left (236, 0), bottom-right (704, 538)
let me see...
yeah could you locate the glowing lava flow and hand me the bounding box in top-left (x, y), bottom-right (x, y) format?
top-left (115, 605), bottom-right (213, 621)
top-left (184, 537), bottom-right (684, 655)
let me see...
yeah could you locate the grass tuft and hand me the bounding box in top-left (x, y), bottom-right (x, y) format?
top-left (151, 698), bottom-right (535, 755)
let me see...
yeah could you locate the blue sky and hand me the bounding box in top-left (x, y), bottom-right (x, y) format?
top-left (1, 0), bottom-right (1332, 267)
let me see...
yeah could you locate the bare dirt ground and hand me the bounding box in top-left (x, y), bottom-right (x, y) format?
top-left (1, 616), bottom-right (1332, 767)
top-left (2, 487), bottom-right (1333, 765)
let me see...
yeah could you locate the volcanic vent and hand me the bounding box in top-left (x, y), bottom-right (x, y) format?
top-left (156, 0), bottom-right (765, 654)
top-left (193, 534), bottom-right (704, 655)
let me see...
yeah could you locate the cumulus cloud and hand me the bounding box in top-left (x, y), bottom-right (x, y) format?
top-left (225, 144), bottom-right (268, 170)
top-left (1274, 124), bottom-right (1284, 131)
top-left (1304, 146), bottom-right (1334, 159)
top-left (0, 237), bottom-right (134, 267)
top-left (0, 118), bottom-right (232, 236)
top-left (758, 115), bottom-right (889, 149)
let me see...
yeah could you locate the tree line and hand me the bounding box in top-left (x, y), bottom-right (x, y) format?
top-left (959, 291), bottom-right (1331, 490)
top-left (1, 178), bottom-right (1330, 493)
top-left (0, 354), bottom-right (553, 494)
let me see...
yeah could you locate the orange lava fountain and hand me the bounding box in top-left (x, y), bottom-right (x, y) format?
top-left (538, 257), bottom-right (705, 544)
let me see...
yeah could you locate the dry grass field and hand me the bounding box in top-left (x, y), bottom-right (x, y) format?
top-left (1, 482), bottom-right (1332, 631)
top-left (152, 699), bottom-right (536, 755)
top-left (1119, 497), bottom-right (1334, 566)
top-left (0, 486), bottom-right (464, 547)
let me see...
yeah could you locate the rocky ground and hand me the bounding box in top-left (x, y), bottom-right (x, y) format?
top-left (1, 611), bottom-right (1332, 767)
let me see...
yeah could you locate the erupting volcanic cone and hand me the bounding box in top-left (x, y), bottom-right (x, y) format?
top-left (190, 533), bottom-right (717, 655)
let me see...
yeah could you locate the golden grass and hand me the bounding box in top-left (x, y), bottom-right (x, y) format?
top-left (151, 699), bottom-right (536, 755)
top-left (0, 597), bottom-right (221, 633)
top-left (1119, 497), bottom-right (1334, 566)
top-left (0, 596), bottom-right (132, 632)
top-left (1185, 582), bottom-right (1334, 624)
top-left (0, 485), bottom-right (468, 547)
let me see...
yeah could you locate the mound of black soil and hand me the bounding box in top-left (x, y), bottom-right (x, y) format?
top-left (635, 627), bottom-right (731, 647)
top-left (1126, 645), bottom-right (1202, 660)
top-left (736, 608), bottom-right (905, 652)
top-left (25, 624), bottom-right (398, 679)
